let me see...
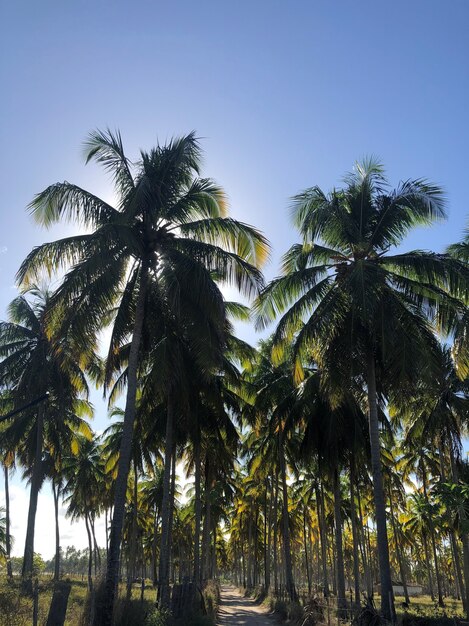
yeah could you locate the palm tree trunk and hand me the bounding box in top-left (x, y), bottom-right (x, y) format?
top-left (104, 508), bottom-right (109, 561)
top-left (316, 483), bottom-right (330, 598)
top-left (423, 533), bottom-right (435, 599)
top-left (279, 434), bottom-right (297, 602)
top-left (367, 351), bottom-right (395, 621)
top-left (266, 476), bottom-right (273, 594)
top-left (126, 460), bottom-right (139, 600)
top-left (85, 513), bottom-right (93, 592)
top-left (461, 535), bottom-right (469, 620)
top-left (333, 467), bottom-right (347, 616)
top-left (450, 532), bottom-right (466, 606)
top-left (4, 463), bottom-right (12, 579)
top-left (263, 481), bottom-right (268, 592)
top-left (388, 486), bottom-right (409, 605)
top-left (449, 445), bottom-right (469, 618)
top-left (273, 471), bottom-right (279, 595)
top-left (91, 517), bottom-right (101, 570)
top-left (168, 444), bottom-right (177, 581)
top-left (158, 396), bottom-right (175, 608)
top-left (350, 459), bottom-right (361, 606)
top-left (303, 506), bottom-right (312, 595)
top-left (100, 259), bottom-right (148, 626)
top-left (202, 457), bottom-right (212, 582)
top-left (247, 513), bottom-right (253, 588)
top-left (22, 405), bottom-right (44, 582)
top-left (422, 474), bottom-right (444, 606)
top-left (152, 511), bottom-right (159, 585)
top-left (193, 438), bottom-right (202, 587)
top-left (52, 480), bottom-right (61, 581)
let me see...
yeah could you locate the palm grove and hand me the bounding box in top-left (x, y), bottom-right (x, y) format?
top-left (0, 131), bottom-right (468, 624)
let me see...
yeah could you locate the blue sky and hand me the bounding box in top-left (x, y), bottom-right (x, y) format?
top-left (0, 0), bottom-right (468, 555)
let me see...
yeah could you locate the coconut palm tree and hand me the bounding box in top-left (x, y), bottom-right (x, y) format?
top-left (62, 434), bottom-right (107, 591)
top-left (254, 159), bottom-right (468, 619)
top-left (0, 392), bottom-right (15, 579)
top-left (18, 130), bottom-right (269, 621)
top-left (0, 287), bottom-right (92, 583)
top-left (447, 225), bottom-right (469, 378)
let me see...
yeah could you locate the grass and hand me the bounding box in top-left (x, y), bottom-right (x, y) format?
top-left (394, 595), bottom-right (465, 619)
top-left (0, 576), bottom-right (89, 626)
top-left (0, 576), bottom-right (163, 626)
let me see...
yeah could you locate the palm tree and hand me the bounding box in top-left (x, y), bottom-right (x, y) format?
top-left (62, 434), bottom-right (107, 591)
top-left (18, 130), bottom-right (269, 621)
top-left (0, 287), bottom-right (91, 583)
top-left (254, 159), bottom-right (468, 619)
top-left (0, 506), bottom-right (10, 562)
top-left (0, 392), bottom-right (15, 579)
top-left (447, 225), bottom-right (469, 378)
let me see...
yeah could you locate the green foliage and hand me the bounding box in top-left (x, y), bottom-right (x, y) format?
top-left (202, 580), bottom-right (220, 620)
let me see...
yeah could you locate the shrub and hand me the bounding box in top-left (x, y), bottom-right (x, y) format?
top-left (289, 601), bottom-right (304, 622)
top-left (275, 599), bottom-right (288, 620)
top-left (202, 580), bottom-right (220, 621)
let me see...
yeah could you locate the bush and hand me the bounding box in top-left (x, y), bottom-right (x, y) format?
top-left (0, 586), bottom-right (31, 626)
top-left (289, 601), bottom-right (304, 622)
top-left (275, 599), bottom-right (288, 620)
top-left (202, 580), bottom-right (220, 621)
top-left (144, 608), bottom-right (171, 626)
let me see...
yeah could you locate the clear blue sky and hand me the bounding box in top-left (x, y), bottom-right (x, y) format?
top-left (0, 0), bottom-right (468, 556)
top-left (1, 0), bottom-right (468, 417)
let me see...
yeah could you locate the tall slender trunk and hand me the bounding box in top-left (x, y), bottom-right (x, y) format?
top-left (273, 472), bottom-right (279, 595)
top-left (85, 514), bottom-right (93, 592)
top-left (367, 351), bottom-right (395, 621)
top-left (4, 463), bottom-right (12, 579)
top-left (168, 444), bottom-right (177, 581)
top-left (91, 516), bottom-right (100, 573)
top-left (450, 532), bottom-right (465, 605)
top-left (461, 535), bottom-right (469, 620)
top-left (263, 482), bottom-right (268, 591)
top-left (152, 511), bottom-right (159, 585)
top-left (202, 456), bottom-right (212, 581)
top-left (333, 468), bottom-right (347, 616)
top-left (279, 434), bottom-right (297, 601)
top-left (303, 506), bottom-right (312, 595)
top-left (423, 533), bottom-right (435, 599)
top-left (100, 259), bottom-right (149, 626)
top-left (266, 476), bottom-right (273, 593)
top-left (253, 508), bottom-right (259, 586)
top-left (104, 508), bottom-right (109, 561)
top-left (358, 486), bottom-right (373, 599)
top-left (350, 459), bottom-right (361, 606)
top-left (247, 513), bottom-right (253, 588)
top-left (52, 480), bottom-right (61, 581)
top-left (158, 397), bottom-right (175, 607)
top-left (193, 438), bottom-right (202, 587)
top-left (126, 460), bottom-right (139, 600)
top-left (422, 473), bottom-right (444, 606)
top-left (316, 483), bottom-right (330, 598)
top-left (388, 485), bottom-right (409, 605)
top-left (22, 406), bottom-right (44, 582)
top-left (450, 449), bottom-right (469, 619)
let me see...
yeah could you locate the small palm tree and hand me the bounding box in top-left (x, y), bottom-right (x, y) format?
top-left (0, 506), bottom-right (12, 563)
top-left (63, 434), bottom-right (107, 590)
top-left (0, 287), bottom-right (92, 582)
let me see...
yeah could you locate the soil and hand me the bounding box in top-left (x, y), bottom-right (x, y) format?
top-left (217, 586), bottom-right (274, 626)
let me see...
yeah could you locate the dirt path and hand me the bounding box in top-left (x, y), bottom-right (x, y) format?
top-left (217, 586), bottom-right (273, 626)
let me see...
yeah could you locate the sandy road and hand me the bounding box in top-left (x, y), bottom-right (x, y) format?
top-left (217, 586), bottom-right (274, 626)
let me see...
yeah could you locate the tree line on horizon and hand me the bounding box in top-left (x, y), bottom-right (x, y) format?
top-left (0, 130), bottom-right (468, 625)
